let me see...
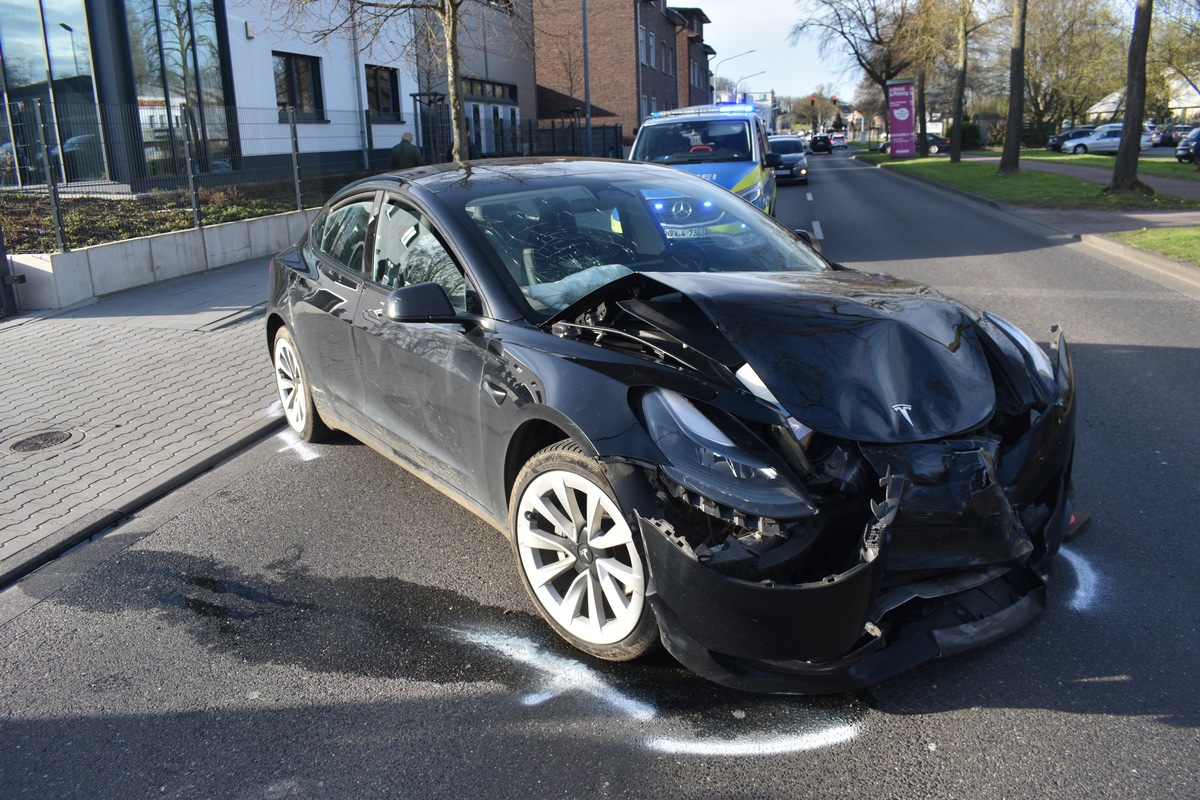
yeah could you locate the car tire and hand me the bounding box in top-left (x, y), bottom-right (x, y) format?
top-left (509, 441), bottom-right (659, 661)
top-left (1072, 144), bottom-right (1087, 154)
top-left (928, 144), bottom-right (940, 155)
top-left (272, 326), bottom-right (330, 442)
top-left (880, 143), bottom-right (889, 154)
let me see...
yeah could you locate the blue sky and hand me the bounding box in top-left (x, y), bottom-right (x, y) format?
top-left (699, 0), bottom-right (854, 100)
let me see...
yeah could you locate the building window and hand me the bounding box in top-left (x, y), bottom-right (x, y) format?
top-left (274, 52), bottom-right (324, 121)
top-left (366, 65), bottom-right (403, 121)
top-left (689, 59), bottom-right (697, 88)
top-left (641, 95), bottom-right (648, 119)
top-left (463, 77), bottom-right (518, 104)
top-left (649, 32), bottom-right (656, 68)
top-left (639, 27), bottom-right (646, 64)
top-left (651, 97), bottom-right (658, 113)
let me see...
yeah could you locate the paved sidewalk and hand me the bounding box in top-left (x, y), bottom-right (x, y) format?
top-left (0, 258), bottom-right (283, 585)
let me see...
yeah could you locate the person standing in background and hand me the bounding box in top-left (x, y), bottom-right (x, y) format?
top-left (389, 132), bottom-right (424, 170)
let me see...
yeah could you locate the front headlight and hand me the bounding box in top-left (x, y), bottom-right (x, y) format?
top-left (736, 179), bottom-right (764, 207)
top-left (642, 389), bottom-right (814, 519)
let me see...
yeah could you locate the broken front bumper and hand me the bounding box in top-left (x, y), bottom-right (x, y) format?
top-left (641, 515), bottom-right (1050, 694)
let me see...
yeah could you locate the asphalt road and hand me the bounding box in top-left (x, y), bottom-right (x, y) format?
top-left (2, 154), bottom-right (1197, 798)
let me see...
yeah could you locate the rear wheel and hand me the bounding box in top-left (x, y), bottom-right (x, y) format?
top-left (509, 441), bottom-right (659, 661)
top-left (928, 144), bottom-right (941, 155)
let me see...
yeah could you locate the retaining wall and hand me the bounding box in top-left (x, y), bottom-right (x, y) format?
top-left (11, 209), bottom-right (319, 310)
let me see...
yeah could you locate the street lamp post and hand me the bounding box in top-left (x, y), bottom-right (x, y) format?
top-left (59, 23), bottom-right (80, 77)
top-left (711, 49), bottom-right (755, 102)
top-left (734, 71), bottom-right (765, 103)
top-left (582, 0), bottom-right (593, 156)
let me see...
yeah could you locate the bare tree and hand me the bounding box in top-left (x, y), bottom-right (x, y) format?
top-left (790, 0), bottom-right (919, 121)
top-left (1108, 0), bottom-right (1155, 194)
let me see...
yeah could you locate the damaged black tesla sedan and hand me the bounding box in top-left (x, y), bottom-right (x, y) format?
top-left (266, 157), bottom-right (1075, 694)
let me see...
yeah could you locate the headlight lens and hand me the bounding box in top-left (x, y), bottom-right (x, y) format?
top-left (642, 389), bottom-right (813, 518)
top-left (736, 179), bottom-right (764, 207)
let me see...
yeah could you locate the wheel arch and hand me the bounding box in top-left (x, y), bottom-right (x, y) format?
top-left (266, 312), bottom-right (287, 355)
top-left (503, 418), bottom-right (577, 515)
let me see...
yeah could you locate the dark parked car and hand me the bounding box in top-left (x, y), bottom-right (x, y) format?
top-left (1176, 128), bottom-right (1200, 163)
top-left (767, 135), bottom-right (809, 183)
top-left (880, 133), bottom-right (951, 155)
top-left (267, 158), bottom-right (1077, 694)
top-left (1160, 123), bottom-right (1195, 148)
top-left (1046, 127), bottom-right (1095, 152)
top-left (809, 134), bottom-right (832, 153)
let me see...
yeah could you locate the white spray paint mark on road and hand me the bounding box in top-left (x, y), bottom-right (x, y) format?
top-left (454, 628), bottom-right (656, 720)
top-left (276, 429), bottom-right (320, 462)
top-left (646, 723), bottom-right (859, 756)
top-left (1059, 546), bottom-right (1099, 612)
top-left (455, 628), bottom-right (861, 755)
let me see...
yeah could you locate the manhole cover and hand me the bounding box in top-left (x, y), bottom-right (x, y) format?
top-left (8, 430), bottom-right (83, 453)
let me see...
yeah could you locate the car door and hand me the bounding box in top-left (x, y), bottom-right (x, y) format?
top-left (289, 192), bottom-right (377, 425)
top-left (351, 193), bottom-right (491, 503)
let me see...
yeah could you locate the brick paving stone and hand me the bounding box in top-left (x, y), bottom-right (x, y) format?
top-left (0, 259), bottom-right (282, 579)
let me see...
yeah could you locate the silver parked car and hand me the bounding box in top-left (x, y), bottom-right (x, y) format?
top-left (1064, 128), bottom-right (1152, 155)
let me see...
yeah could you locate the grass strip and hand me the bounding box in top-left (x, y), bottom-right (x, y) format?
top-left (1108, 226), bottom-right (1200, 267)
top-left (864, 155), bottom-right (1200, 211)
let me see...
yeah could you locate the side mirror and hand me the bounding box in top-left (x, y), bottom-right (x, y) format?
top-left (793, 229), bottom-right (824, 254)
top-left (384, 281), bottom-right (458, 322)
top-left (765, 152), bottom-right (784, 168)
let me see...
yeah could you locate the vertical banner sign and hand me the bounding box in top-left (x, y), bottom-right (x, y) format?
top-left (887, 79), bottom-right (916, 158)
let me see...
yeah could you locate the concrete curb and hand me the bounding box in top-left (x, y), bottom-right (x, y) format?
top-left (0, 415), bottom-right (284, 588)
top-left (1076, 232), bottom-right (1200, 276)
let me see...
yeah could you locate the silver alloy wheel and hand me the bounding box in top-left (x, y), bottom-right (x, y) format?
top-left (515, 469), bottom-right (645, 646)
top-left (1073, 144), bottom-right (1087, 154)
top-left (273, 335), bottom-right (307, 433)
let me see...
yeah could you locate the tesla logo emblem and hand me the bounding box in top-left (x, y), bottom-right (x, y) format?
top-left (670, 200), bottom-right (693, 220)
top-left (892, 404), bottom-right (915, 427)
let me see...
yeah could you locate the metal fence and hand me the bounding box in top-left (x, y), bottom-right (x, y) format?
top-left (0, 99), bottom-right (623, 255)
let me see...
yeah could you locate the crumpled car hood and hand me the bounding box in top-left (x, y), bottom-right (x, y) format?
top-left (550, 270), bottom-right (996, 443)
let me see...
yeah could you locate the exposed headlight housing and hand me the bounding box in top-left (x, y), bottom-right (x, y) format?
top-left (984, 312), bottom-right (1055, 384)
top-left (641, 389), bottom-right (815, 520)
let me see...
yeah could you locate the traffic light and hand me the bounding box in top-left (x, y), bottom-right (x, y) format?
top-left (810, 97), bottom-right (815, 106)
top-left (831, 95), bottom-right (837, 104)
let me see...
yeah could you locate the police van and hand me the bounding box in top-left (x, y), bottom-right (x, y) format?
top-left (629, 104), bottom-right (782, 216)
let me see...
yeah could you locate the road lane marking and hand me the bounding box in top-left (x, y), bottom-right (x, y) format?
top-left (812, 220), bottom-right (824, 240)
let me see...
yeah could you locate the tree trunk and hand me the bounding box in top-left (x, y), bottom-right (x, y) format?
top-left (950, 12), bottom-right (968, 163)
top-left (997, 0), bottom-right (1027, 175)
top-left (443, 0), bottom-right (467, 161)
top-left (1107, 0), bottom-right (1154, 194)
top-left (917, 72), bottom-right (928, 157)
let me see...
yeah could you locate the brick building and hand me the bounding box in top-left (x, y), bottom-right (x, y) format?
top-left (534, 1), bottom-right (713, 143)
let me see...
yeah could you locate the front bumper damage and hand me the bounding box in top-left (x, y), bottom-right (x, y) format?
top-left (631, 337), bottom-right (1076, 695)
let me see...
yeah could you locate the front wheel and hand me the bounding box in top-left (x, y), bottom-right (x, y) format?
top-left (509, 441), bottom-right (659, 661)
top-left (1072, 144), bottom-right (1087, 154)
top-left (272, 326), bottom-right (330, 442)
